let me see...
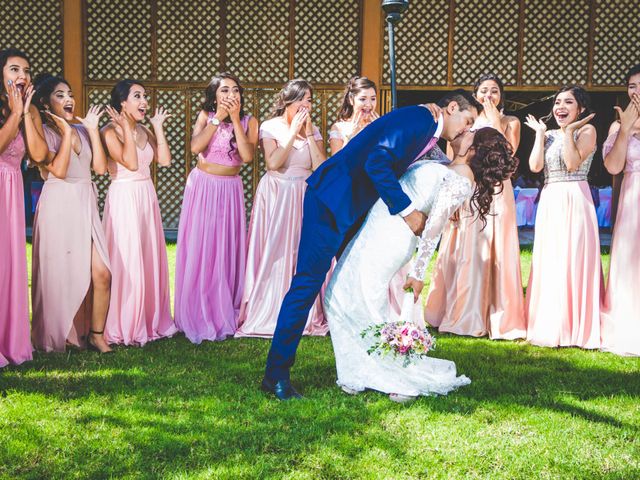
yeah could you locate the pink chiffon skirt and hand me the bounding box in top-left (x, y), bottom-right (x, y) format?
top-left (235, 171), bottom-right (328, 338)
top-left (0, 167), bottom-right (32, 367)
top-left (103, 178), bottom-right (176, 346)
top-left (175, 169), bottom-right (246, 343)
top-left (601, 171), bottom-right (640, 356)
top-left (526, 181), bottom-right (602, 349)
top-left (424, 180), bottom-right (526, 339)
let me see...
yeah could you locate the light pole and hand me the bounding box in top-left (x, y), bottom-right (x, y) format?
top-left (381, 0), bottom-right (409, 110)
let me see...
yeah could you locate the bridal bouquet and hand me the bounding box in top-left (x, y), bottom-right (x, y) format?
top-left (361, 293), bottom-right (436, 367)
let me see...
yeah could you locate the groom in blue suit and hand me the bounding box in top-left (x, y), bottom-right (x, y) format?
top-left (262, 89), bottom-right (482, 399)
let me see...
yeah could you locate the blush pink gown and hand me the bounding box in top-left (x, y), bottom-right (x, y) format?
top-left (600, 131), bottom-right (640, 356)
top-left (103, 141), bottom-right (176, 345)
top-left (235, 117), bottom-right (328, 338)
top-left (0, 132), bottom-right (32, 367)
top-left (424, 119), bottom-right (526, 339)
top-left (525, 130), bottom-right (602, 349)
top-left (31, 125), bottom-right (111, 352)
top-left (174, 114), bottom-right (250, 343)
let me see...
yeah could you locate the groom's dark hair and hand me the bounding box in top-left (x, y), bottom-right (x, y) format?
top-left (436, 89), bottom-right (483, 113)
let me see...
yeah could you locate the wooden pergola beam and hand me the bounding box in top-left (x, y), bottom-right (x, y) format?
top-left (63, 0), bottom-right (84, 114)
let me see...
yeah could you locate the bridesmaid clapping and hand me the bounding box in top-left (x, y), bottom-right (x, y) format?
top-left (101, 80), bottom-right (176, 346)
top-left (601, 64), bottom-right (640, 356)
top-left (175, 73), bottom-right (258, 343)
top-left (30, 74), bottom-right (112, 353)
top-left (525, 85), bottom-right (601, 349)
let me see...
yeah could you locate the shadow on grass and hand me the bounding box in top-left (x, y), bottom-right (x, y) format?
top-left (1, 334), bottom-right (638, 478)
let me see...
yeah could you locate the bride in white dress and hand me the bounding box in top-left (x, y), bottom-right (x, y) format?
top-left (324, 127), bottom-right (519, 401)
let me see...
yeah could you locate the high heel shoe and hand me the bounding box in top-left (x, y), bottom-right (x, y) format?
top-left (87, 329), bottom-right (114, 354)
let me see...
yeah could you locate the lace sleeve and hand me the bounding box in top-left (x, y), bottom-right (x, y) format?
top-left (409, 172), bottom-right (473, 280)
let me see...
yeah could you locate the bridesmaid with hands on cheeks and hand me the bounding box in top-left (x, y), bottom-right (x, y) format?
top-left (329, 76), bottom-right (378, 155)
top-left (600, 64), bottom-right (640, 356)
top-left (0, 48), bottom-right (47, 367)
top-left (101, 80), bottom-right (177, 347)
top-left (524, 85), bottom-right (601, 349)
top-left (425, 73), bottom-right (526, 340)
top-left (30, 74), bottom-right (112, 353)
top-left (236, 79), bottom-right (328, 338)
top-left (175, 73), bottom-right (258, 343)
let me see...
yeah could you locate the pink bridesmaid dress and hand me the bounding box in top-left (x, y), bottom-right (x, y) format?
top-left (424, 119), bottom-right (526, 339)
top-left (0, 132), bottom-right (32, 367)
top-left (601, 132), bottom-right (640, 356)
top-left (174, 114), bottom-right (251, 343)
top-left (103, 141), bottom-right (176, 345)
top-left (31, 125), bottom-right (111, 352)
top-left (525, 130), bottom-right (602, 349)
top-left (235, 117), bottom-right (328, 338)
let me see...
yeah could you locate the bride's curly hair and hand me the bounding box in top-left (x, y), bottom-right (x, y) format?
top-left (467, 127), bottom-right (519, 227)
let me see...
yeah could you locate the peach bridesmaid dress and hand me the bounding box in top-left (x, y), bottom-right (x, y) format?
top-left (424, 119), bottom-right (526, 339)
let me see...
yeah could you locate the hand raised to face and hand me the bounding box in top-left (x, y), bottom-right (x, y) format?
top-left (76, 105), bottom-right (104, 131)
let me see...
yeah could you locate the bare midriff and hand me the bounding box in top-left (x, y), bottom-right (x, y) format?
top-left (197, 161), bottom-right (242, 176)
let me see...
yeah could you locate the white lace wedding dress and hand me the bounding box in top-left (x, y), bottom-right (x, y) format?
top-left (324, 162), bottom-right (473, 396)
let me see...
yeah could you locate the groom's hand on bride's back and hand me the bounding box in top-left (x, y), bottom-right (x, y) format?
top-left (403, 209), bottom-right (427, 236)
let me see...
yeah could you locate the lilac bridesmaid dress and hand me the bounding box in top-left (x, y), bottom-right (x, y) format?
top-left (0, 132), bottom-right (32, 367)
top-left (103, 141), bottom-right (176, 345)
top-left (174, 114), bottom-right (250, 343)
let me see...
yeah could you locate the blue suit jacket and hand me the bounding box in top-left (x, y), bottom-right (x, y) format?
top-left (306, 105), bottom-right (438, 232)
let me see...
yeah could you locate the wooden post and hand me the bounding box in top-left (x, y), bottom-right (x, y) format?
top-left (63, 0), bottom-right (84, 114)
top-left (361, 0), bottom-right (383, 111)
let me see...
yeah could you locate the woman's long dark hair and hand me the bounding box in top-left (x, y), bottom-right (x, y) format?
top-left (337, 76), bottom-right (377, 121)
top-left (468, 127), bottom-right (519, 227)
top-left (202, 72), bottom-right (246, 159)
top-left (473, 73), bottom-right (505, 110)
top-left (541, 85), bottom-right (593, 126)
top-left (624, 63), bottom-right (640, 85)
top-left (202, 72), bottom-right (245, 118)
top-left (110, 79), bottom-right (145, 113)
top-left (270, 79), bottom-right (313, 118)
top-left (33, 73), bottom-right (70, 124)
top-left (0, 48), bottom-right (30, 127)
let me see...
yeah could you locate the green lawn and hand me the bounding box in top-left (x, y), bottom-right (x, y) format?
top-left (1, 244), bottom-right (637, 480)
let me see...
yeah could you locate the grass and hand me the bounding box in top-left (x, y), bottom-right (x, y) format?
top-left (1, 243), bottom-right (637, 480)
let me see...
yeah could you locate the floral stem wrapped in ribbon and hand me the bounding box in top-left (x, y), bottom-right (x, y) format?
top-left (361, 291), bottom-right (436, 367)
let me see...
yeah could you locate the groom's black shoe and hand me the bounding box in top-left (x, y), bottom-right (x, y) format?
top-left (261, 377), bottom-right (303, 401)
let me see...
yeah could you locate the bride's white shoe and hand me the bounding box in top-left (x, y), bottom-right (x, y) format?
top-left (389, 393), bottom-right (417, 403)
top-left (341, 385), bottom-right (360, 395)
